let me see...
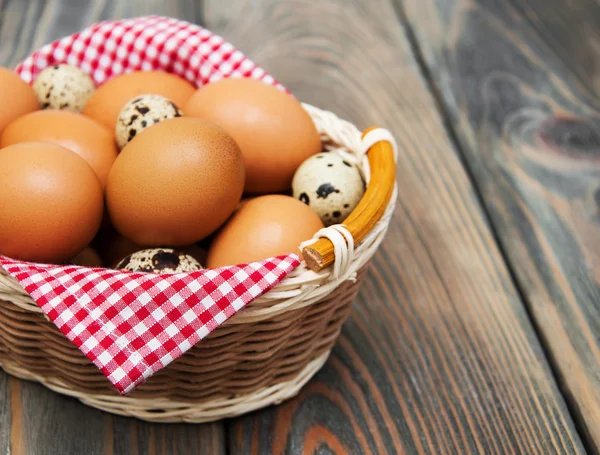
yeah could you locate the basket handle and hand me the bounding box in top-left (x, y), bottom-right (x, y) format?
top-left (301, 127), bottom-right (397, 272)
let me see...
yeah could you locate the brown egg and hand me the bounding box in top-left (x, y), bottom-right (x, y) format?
top-left (0, 67), bottom-right (39, 134)
top-left (0, 142), bottom-right (104, 263)
top-left (70, 247), bottom-right (103, 267)
top-left (84, 71), bottom-right (196, 131)
top-left (107, 117), bottom-right (245, 246)
top-left (206, 195), bottom-right (324, 267)
top-left (235, 197), bottom-right (254, 212)
top-left (1, 110), bottom-right (118, 189)
top-left (184, 78), bottom-right (322, 194)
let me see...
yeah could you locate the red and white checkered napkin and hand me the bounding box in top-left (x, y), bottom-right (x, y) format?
top-left (15, 15), bottom-right (285, 90)
top-left (0, 255), bottom-right (300, 394)
top-left (0, 15), bottom-right (302, 394)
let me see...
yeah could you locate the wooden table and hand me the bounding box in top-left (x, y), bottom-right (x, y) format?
top-left (1, 0), bottom-right (598, 453)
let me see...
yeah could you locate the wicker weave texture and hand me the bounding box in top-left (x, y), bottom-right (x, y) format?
top-left (0, 265), bottom-right (366, 401)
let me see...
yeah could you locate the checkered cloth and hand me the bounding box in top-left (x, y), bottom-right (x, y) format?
top-left (15, 15), bottom-right (285, 90)
top-left (0, 255), bottom-right (299, 394)
top-left (0, 16), bottom-right (302, 395)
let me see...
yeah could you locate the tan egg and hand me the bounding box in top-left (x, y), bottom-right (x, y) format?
top-left (70, 247), bottom-right (104, 267)
top-left (115, 94), bottom-right (182, 150)
top-left (0, 110), bottom-right (118, 189)
top-left (292, 152), bottom-right (365, 226)
top-left (0, 142), bottom-right (104, 264)
top-left (0, 67), bottom-right (39, 134)
top-left (206, 195), bottom-right (324, 267)
top-left (184, 78), bottom-right (322, 193)
top-left (106, 117), bottom-right (245, 246)
top-left (33, 64), bottom-right (95, 112)
top-left (84, 71), bottom-right (195, 131)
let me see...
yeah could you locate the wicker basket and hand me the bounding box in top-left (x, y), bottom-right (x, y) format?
top-left (0, 33), bottom-right (397, 423)
top-left (0, 103), bottom-right (397, 423)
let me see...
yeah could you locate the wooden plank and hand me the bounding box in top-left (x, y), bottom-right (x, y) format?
top-left (0, 371), bottom-right (224, 455)
top-left (0, 0), bottom-right (202, 68)
top-left (0, 371), bottom-right (9, 455)
top-left (202, 0), bottom-right (587, 453)
top-left (401, 0), bottom-right (600, 451)
top-left (0, 1), bottom-right (225, 454)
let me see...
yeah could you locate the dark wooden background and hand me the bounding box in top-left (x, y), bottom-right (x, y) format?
top-left (0, 0), bottom-right (598, 453)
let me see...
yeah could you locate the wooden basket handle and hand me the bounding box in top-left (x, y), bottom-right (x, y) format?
top-left (302, 126), bottom-right (397, 272)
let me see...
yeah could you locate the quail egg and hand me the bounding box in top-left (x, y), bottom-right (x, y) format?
top-left (115, 94), bottom-right (182, 150)
top-left (292, 152), bottom-right (365, 226)
top-left (115, 248), bottom-right (203, 273)
top-left (32, 64), bottom-right (95, 112)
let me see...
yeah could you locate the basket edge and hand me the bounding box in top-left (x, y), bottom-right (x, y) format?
top-left (0, 350), bottom-right (330, 423)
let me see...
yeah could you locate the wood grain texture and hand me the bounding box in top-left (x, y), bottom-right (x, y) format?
top-left (0, 1), bottom-right (225, 454)
top-left (203, 0), bottom-right (585, 453)
top-left (0, 0), bottom-right (590, 453)
top-left (0, 0), bottom-right (201, 68)
top-left (0, 370), bottom-right (9, 455)
top-left (401, 0), bottom-right (600, 451)
top-left (0, 371), bottom-right (225, 455)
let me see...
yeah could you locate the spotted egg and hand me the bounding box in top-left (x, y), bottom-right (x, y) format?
top-left (115, 248), bottom-right (203, 273)
top-left (32, 64), bottom-right (95, 112)
top-left (115, 94), bottom-right (182, 150)
top-left (292, 152), bottom-right (365, 226)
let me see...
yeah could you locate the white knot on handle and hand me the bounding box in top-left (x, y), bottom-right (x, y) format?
top-left (361, 128), bottom-right (398, 162)
top-left (300, 225), bottom-right (355, 279)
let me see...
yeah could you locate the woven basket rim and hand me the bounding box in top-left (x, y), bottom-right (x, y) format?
top-left (0, 350), bottom-right (332, 423)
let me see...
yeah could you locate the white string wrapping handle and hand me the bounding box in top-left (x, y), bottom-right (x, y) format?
top-left (300, 225), bottom-right (354, 279)
top-left (339, 127), bottom-right (397, 184)
top-left (361, 128), bottom-right (398, 162)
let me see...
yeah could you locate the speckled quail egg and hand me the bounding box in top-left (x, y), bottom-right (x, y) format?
top-left (115, 248), bottom-right (203, 273)
top-left (115, 94), bottom-right (182, 150)
top-left (32, 64), bottom-right (95, 112)
top-left (292, 152), bottom-right (365, 226)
